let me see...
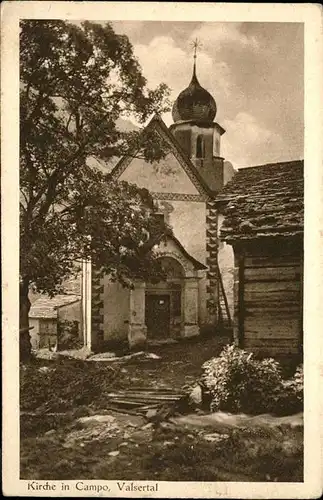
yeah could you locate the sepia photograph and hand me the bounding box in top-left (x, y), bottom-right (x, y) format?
top-left (2, 2), bottom-right (323, 498)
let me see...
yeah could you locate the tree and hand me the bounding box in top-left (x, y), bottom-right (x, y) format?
top-left (20, 20), bottom-right (171, 360)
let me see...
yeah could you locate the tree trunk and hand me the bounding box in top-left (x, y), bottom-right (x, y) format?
top-left (20, 278), bottom-right (32, 362)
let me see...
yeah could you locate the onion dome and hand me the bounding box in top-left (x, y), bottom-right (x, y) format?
top-left (172, 61), bottom-right (217, 123)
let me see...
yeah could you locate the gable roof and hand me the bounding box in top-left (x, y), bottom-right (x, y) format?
top-left (142, 218), bottom-right (207, 271)
top-left (216, 160), bottom-right (304, 242)
top-left (166, 233), bottom-right (207, 270)
top-left (29, 294), bottom-right (81, 319)
top-left (109, 113), bottom-right (212, 198)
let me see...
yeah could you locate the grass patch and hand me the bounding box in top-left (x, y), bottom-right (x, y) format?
top-left (21, 424), bottom-right (303, 481)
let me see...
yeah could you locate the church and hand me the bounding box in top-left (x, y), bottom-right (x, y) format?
top-left (82, 56), bottom-right (236, 350)
top-left (29, 54), bottom-right (304, 356)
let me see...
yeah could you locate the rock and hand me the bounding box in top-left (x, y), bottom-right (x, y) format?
top-left (108, 450), bottom-right (120, 457)
top-left (87, 350), bottom-right (161, 363)
top-left (44, 429), bottom-right (56, 436)
top-left (87, 351), bottom-right (116, 361)
top-left (119, 442), bottom-right (129, 447)
top-left (77, 415), bottom-right (116, 427)
top-left (123, 432), bottom-right (130, 439)
top-left (38, 366), bottom-right (51, 373)
top-left (141, 422), bottom-right (154, 430)
top-left (35, 349), bottom-right (60, 361)
top-left (189, 384), bottom-right (202, 406)
top-left (146, 409), bottom-right (158, 420)
top-left (163, 441), bottom-right (175, 447)
top-left (159, 421), bottom-right (175, 431)
top-left (62, 442), bottom-right (73, 449)
top-left (144, 353), bottom-right (161, 360)
top-left (58, 346), bottom-right (93, 360)
top-left (203, 433), bottom-right (229, 443)
top-left (64, 419), bottom-right (120, 447)
top-left (87, 351), bottom-right (145, 363)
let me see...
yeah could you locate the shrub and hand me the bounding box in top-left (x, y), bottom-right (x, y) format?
top-left (272, 364), bottom-right (303, 415)
top-left (201, 345), bottom-right (303, 415)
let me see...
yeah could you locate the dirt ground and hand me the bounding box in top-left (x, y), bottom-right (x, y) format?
top-left (112, 336), bottom-right (229, 390)
top-left (20, 335), bottom-right (303, 482)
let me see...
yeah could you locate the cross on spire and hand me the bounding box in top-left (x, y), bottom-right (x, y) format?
top-left (191, 38), bottom-right (202, 61)
top-left (190, 38), bottom-right (202, 80)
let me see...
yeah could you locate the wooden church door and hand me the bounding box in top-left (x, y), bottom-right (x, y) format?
top-left (145, 294), bottom-right (170, 338)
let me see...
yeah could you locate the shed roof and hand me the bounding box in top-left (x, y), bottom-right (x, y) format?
top-left (29, 294), bottom-right (81, 319)
top-left (216, 160), bottom-right (304, 243)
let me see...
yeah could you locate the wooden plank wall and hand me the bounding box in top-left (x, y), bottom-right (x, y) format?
top-left (238, 249), bottom-right (302, 355)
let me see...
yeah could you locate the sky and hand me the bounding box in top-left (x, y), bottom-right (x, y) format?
top-left (111, 21), bottom-right (304, 170)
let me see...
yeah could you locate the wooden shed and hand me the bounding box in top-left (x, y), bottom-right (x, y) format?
top-left (216, 160), bottom-right (304, 356)
top-left (29, 294), bottom-right (82, 349)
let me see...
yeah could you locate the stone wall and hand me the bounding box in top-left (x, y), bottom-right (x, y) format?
top-left (205, 199), bottom-right (219, 325)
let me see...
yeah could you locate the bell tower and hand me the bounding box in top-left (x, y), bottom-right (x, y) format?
top-left (169, 40), bottom-right (226, 192)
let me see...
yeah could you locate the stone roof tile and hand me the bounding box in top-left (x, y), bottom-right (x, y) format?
top-left (29, 294), bottom-right (81, 319)
top-left (216, 160), bottom-right (303, 242)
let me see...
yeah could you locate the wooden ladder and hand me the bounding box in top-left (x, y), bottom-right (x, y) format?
top-left (216, 261), bottom-right (233, 332)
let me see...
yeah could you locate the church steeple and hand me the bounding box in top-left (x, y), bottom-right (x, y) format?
top-left (169, 40), bottom-right (226, 192)
top-left (172, 39), bottom-right (217, 124)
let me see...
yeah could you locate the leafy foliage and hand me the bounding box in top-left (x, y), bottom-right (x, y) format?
top-left (202, 345), bottom-right (303, 415)
top-left (20, 20), bottom-right (171, 299)
top-left (274, 365), bottom-right (303, 415)
top-left (57, 319), bottom-right (82, 350)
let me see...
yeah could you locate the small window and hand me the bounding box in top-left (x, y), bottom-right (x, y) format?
top-left (153, 213), bottom-right (165, 223)
top-left (196, 135), bottom-right (205, 158)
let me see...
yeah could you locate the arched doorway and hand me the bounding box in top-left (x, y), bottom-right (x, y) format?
top-left (145, 256), bottom-right (185, 339)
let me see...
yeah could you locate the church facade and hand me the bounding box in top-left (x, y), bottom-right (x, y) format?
top-left (86, 60), bottom-right (235, 349)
